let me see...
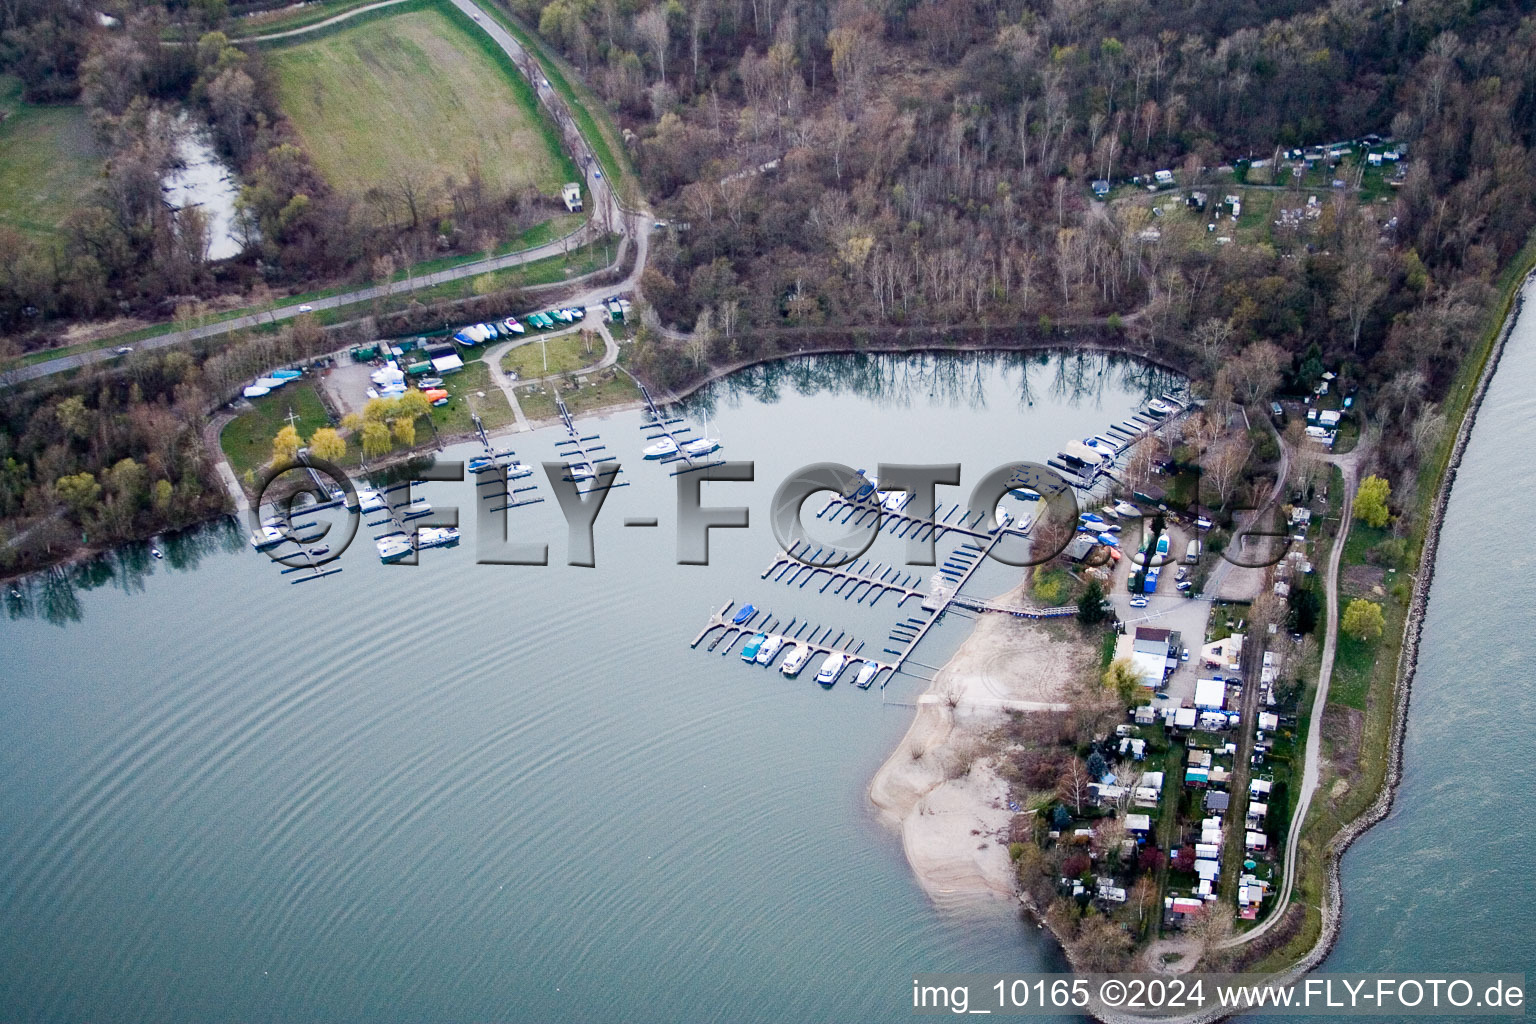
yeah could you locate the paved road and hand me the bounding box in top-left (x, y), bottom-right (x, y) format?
top-left (482, 314), bottom-right (620, 432)
top-left (239, 0), bottom-right (414, 41)
top-left (14, 0), bottom-right (648, 386)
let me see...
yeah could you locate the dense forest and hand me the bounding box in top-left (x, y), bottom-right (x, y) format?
top-left (514, 0), bottom-right (1535, 445)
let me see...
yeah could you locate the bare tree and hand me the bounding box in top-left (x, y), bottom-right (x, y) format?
top-left (1057, 757), bottom-right (1092, 814)
top-left (636, 6), bottom-right (670, 85)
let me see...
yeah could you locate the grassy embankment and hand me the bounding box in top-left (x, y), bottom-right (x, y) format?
top-left (513, 369), bottom-right (639, 421)
top-left (263, 2), bottom-right (575, 201)
top-left (1249, 233), bottom-right (1536, 971)
top-left (478, 0), bottom-right (642, 206)
top-left (499, 331), bottom-right (603, 378)
top-left (219, 380), bottom-right (333, 480)
top-left (0, 76), bottom-right (100, 238)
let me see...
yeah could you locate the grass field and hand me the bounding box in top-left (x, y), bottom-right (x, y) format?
top-left (514, 369), bottom-right (638, 421)
top-left (266, 6), bottom-right (571, 206)
top-left (423, 360), bottom-right (515, 436)
top-left (500, 331), bottom-right (603, 378)
top-left (220, 379), bottom-right (334, 480)
top-left (0, 76), bottom-right (101, 238)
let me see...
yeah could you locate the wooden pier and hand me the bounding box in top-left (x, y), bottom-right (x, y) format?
top-left (689, 601), bottom-right (894, 689)
top-left (635, 381), bottom-right (725, 476)
top-left (553, 396), bottom-right (628, 494)
top-left (760, 543), bottom-right (930, 608)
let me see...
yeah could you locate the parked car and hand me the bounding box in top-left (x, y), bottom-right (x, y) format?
top-left (1129, 597), bottom-right (1149, 608)
top-left (297, 304), bottom-right (313, 313)
top-left (1181, 647), bottom-right (1190, 661)
top-left (1194, 516), bottom-right (1213, 530)
top-left (1177, 580), bottom-right (1193, 592)
top-left (112, 346), bottom-right (133, 355)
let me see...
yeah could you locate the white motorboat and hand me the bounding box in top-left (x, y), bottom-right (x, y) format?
top-left (854, 662), bottom-right (879, 689)
top-left (815, 652), bottom-right (850, 686)
top-left (567, 462), bottom-right (596, 482)
top-left (779, 645), bottom-right (812, 677)
top-left (755, 635), bottom-right (785, 665)
top-left (376, 535), bottom-right (413, 562)
top-left (642, 437), bottom-right (678, 459)
top-left (249, 525), bottom-right (286, 550)
top-left (506, 462), bottom-right (534, 480)
top-left (416, 526), bottom-right (460, 549)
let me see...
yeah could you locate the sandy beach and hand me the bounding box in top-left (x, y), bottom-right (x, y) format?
top-left (868, 588), bottom-right (1096, 903)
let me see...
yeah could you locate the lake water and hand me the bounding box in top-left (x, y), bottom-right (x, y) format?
top-left (163, 121), bottom-right (244, 262)
top-left (1307, 277), bottom-right (1536, 987)
top-left (1, 351), bottom-right (1175, 1023)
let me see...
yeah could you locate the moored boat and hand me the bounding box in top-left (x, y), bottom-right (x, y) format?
top-left (779, 644), bottom-right (812, 677)
top-left (249, 525), bottom-right (286, 550)
top-left (755, 635), bottom-right (785, 664)
top-left (854, 662), bottom-right (879, 688)
top-left (681, 437), bottom-right (720, 458)
top-left (642, 437), bottom-right (678, 459)
top-left (740, 633), bottom-right (767, 661)
top-left (731, 603), bottom-right (756, 625)
top-left (416, 526), bottom-right (460, 549)
top-left (815, 652), bottom-right (849, 686)
top-left (376, 535), bottom-right (412, 563)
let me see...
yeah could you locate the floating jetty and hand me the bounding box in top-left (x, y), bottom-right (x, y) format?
top-left (690, 601), bottom-right (894, 690)
top-left (689, 389), bottom-right (1190, 691)
top-left (468, 412), bottom-right (544, 513)
top-left (553, 396), bottom-right (627, 494)
top-left (636, 382), bottom-right (724, 476)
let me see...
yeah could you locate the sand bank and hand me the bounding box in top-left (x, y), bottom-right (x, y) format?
top-left (869, 594), bottom-right (1092, 903)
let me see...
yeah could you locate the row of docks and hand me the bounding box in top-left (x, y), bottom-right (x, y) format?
top-left (690, 602), bottom-right (894, 690)
top-left (553, 396), bottom-right (627, 495)
top-left (636, 382), bottom-right (725, 476)
top-left (1048, 393), bottom-right (1191, 491)
top-left (761, 542), bottom-right (930, 608)
top-left (815, 494), bottom-right (1034, 551)
top-left (469, 412), bottom-right (543, 513)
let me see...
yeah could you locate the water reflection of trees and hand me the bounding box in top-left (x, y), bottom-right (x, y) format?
top-left (4, 516), bottom-right (242, 626)
top-left (680, 350), bottom-right (1185, 419)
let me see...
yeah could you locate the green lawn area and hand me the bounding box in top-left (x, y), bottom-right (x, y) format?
top-left (513, 368), bottom-right (637, 421)
top-left (500, 331), bottom-right (603, 378)
top-left (0, 76), bottom-right (101, 238)
top-left (220, 379), bottom-right (334, 480)
top-left (555, 369), bottom-right (639, 417)
top-left (422, 359), bottom-right (515, 437)
top-left (266, 5), bottom-right (573, 207)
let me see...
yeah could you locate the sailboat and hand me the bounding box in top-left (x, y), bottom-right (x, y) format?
top-left (682, 413), bottom-right (720, 459)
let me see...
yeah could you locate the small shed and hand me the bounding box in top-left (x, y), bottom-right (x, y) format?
top-left (1245, 831), bottom-right (1268, 850)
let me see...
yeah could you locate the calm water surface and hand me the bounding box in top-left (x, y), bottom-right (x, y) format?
top-left (3, 351), bottom-right (1174, 1023)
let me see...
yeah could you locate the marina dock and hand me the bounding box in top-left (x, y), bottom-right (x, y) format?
top-left (553, 396), bottom-right (627, 494)
top-left (688, 388), bottom-right (1191, 692)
